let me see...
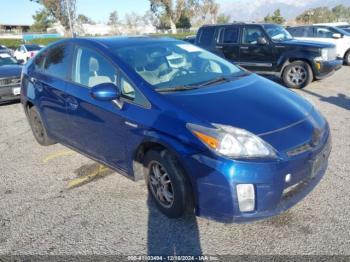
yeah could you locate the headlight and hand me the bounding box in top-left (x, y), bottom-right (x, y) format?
top-left (187, 123), bottom-right (276, 159)
top-left (321, 48), bottom-right (329, 61)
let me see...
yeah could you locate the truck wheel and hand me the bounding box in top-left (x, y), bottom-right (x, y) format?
top-left (282, 61), bottom-right (313, 89)
top-left (344, 51), bottom-right (350, 66)
top-left (143, 148), bottom-right (193, 218)
top-left (28, 106), bottom-right (56, 146)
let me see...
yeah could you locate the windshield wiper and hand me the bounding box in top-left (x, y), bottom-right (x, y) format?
top-left (194, 76), bottom-right (230, 87)
top-left (156, 85), bottom-right (200, 93)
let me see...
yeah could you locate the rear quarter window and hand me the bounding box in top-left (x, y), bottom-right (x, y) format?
top-left (223, 28), bottom-right (239, 44)
top-left (43, 44), bottom-right (72, 79)
top-left (199, 27), bottom-right (215, 47)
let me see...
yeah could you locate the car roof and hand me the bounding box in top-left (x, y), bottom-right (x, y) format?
top-left (55, 36), bottom-right (181, 50)
top-left (200, 23), bottom-right (276, 28)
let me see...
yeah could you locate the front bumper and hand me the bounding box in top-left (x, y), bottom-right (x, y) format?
top-left (313, 58), bottom-right (342, 80)
top-left (0, 85), bottom-right (21, 104)
top-left (180, 125), bottom-right (331, 223)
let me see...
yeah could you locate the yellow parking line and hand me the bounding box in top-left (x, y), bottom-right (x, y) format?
top-left (66, 165), bottom-right (109, 189)
top-left (43, 150), bottom-right (76, 163)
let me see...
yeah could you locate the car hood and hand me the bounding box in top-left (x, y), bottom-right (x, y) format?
top-left (281, 38), bottom-right (334, 49)
top-left (0, 65), bottom-right (22, 78)
top-left (165, 74), bottom-right (313, 135)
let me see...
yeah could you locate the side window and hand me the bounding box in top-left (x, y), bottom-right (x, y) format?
top-left (223, 28), bottom-right (239, 44)
top-left (302, 27), bottom-right (314, 37)
top-left (120, 76), bottom-right (149, 107)
top-left (44, 44), bottom-right (71, 79)
top-left (199, 27), bottom-right (215, 46)
top-left (316, 27), bottom-right (335, 38)
top-left (72, 46), bottom-right (117, 88)
top-left (290, 27), bottom-right (303, 37)
top-left (242, 27), bottom-right (264, 44)
top-left (20, 46), bottom-right (25, 52)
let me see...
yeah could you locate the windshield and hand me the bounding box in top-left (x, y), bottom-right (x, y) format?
top-left (264, 25), bottom-right (293, 42)
top-left (113, 41), bottom-right (245, 92)
top-left (0, 54), bottom-right (18, 66)
top-left (25, 44), bottom-right (41, 51)
top-left (334, 27), bottom-right (350, 36)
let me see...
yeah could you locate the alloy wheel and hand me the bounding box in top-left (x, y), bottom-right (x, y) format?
top-left (32, 113), bottom-right (45, 141)
top-left (287, 65), bottom-right (307, 86)
top-left (148, 161), bottom-right (174, 208)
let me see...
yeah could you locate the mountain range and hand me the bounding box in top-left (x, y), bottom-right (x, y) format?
top-left (220, 0), bottom-right (350, 21)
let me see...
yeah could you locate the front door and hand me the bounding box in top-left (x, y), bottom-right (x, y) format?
top-left (238, 26), bottom-right (275, 72)
top-left (64, 45), bottom-right (141, 172)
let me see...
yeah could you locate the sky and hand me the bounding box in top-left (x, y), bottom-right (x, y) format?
top-left (0, 0), bottom-right (228, 25)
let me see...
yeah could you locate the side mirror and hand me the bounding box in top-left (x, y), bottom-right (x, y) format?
top-left (257, 37), bottom-right (268, 45)
top-left (90, 83), bottom-right (120, 101)
top-left (332, 33), bottom-right (342, 39)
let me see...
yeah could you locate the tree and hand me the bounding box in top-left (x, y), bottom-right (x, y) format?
top-left (30, 8), bottom-right (55, 32)
top-left (76, 14), bottom-right (94, 24)
top-left (264, 9), bottom-right (285, 24)
top-left (296, 7), bottom-right (336, 24)
top-left (176, 15), bottom-right (191, 29)
top-left (217, 13), bottom-right (230, 24)
top-left (108, 11), bottom-right (119, 26)
top-left (149, 0), bottom-right (187, 33)
top-left (332, 5), bottom-right (350, 22)
top-left (31, 0), bottom-right (76, 35)
top-left (197, 0), bottom-right (219, 24)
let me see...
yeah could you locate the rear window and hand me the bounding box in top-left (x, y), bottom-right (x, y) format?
top-left (199, 27), bottom-right (215, 46)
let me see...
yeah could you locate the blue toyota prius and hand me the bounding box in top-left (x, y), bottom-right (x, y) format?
top-left (21, 37), bottom-right (331, 222)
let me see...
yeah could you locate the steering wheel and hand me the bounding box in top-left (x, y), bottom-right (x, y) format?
top-left (171, 68), bottom-right (190, 80)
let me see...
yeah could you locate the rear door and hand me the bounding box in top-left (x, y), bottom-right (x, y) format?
top-left (238, 25), bottom-right (275, 72)
top-left (31, 43), bottom-right (73, 141)
top-left (196, 26), bottom-right (217, 53)
top-left (215, 26), bottom-right (240, 62)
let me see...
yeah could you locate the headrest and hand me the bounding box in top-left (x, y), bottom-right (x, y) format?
top-left (89, 57), bottom-right (99, 72)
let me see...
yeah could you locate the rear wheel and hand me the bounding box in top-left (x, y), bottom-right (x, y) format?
top-left (28, 106), bottom-right (56, 146)
top-left (143, 148), bottom-right (193, 218)
top-left (344, 51), bottom-right (350, 66)
top-left (282, 61), bottom-right (313, 89)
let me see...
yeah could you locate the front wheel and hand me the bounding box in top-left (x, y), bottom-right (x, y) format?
top-left (344, 51), bottom-right (350, 66)
top-left (143, 149), bottom-right (193, 218)
top-left (282, 61), bottom-right (313, 89)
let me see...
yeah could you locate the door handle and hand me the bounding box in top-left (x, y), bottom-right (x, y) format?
top-left (216, 45), bottom-right (223, 49)
top-left (240, 47), bottom-right (249, 50)
top-left (66, 97), bottom-right (79, 110)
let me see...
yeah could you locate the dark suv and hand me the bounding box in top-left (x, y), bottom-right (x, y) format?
top-left (195, 23), bottom-right (342, 89)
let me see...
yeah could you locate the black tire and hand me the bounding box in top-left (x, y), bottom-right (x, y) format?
top-left (344, 51), bottom-right (350, 66)
top-left (282, 61), bottom-right (313, 89)
top-left (28, 106), bottom-right (56, 146)
top-left (143, 148), bottom-right (193, 218)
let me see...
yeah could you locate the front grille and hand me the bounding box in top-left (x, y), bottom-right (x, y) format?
top-left (0, 76), bottom-right (21, 88)
top-left (328, 48), bottom-right (337, 61)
